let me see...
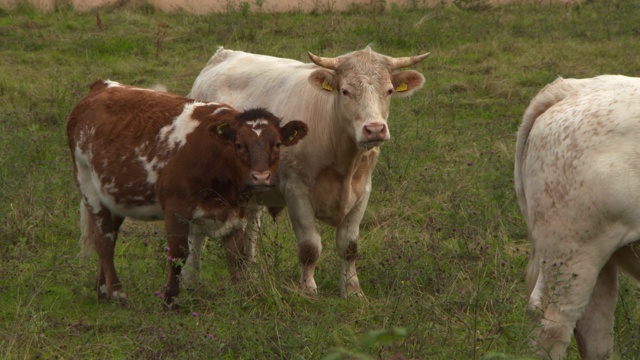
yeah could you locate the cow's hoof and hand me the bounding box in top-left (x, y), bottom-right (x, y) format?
top-left (163, 299), bottom-right (180, 311)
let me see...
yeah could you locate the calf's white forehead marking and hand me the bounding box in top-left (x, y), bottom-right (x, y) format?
top-left (246, 119), bottom-right (269, 136)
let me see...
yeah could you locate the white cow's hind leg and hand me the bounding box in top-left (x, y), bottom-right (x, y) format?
top-left (245, 205), bottom-right (264, 264)
top-left (531, 248), bottom-right (607, 360)
top-left (574, 260), bottom-right (617, 360)
top-left (182, 227), bottom-right (205, 287)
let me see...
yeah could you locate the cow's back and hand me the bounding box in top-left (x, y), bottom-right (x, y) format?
top-left (68, 81), bottom-right (194, 219)
top-left (515, 75), bottom-right (640, 224)
top-left (69, 82), bottom-right (190, 140)
top-left (190, 48), bottom-right (320, 117)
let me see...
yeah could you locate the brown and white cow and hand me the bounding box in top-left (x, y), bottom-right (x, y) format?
top-left (67, 79), bottom-right (307, 308)
top-left (515, 75), bottom-right (640, 359)
top-left (189, 46), bottom-right (429, 297)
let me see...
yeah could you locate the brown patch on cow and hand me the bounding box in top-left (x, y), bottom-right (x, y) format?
top-left (344, 240), bottom-right (358, 261)
top-left (298, 241), bottom-right (320, 265)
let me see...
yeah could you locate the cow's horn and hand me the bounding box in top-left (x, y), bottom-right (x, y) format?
top-left (308, 51), bottom-right (339, 70)
top-left (388, 52), bottom-right (431, 70)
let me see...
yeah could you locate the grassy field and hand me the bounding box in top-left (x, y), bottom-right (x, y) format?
top-left (2, 0), bottom-right (640, 359)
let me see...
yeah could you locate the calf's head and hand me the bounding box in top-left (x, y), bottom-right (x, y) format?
top-left (213, 108), bottom-right (308, 189)
top-left (307, 46), bottom-right (430, 150)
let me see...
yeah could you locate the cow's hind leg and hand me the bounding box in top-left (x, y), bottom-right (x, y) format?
top-left (574, 259), bottom-right (617, 360)
top-left (245, 205), bottom-right (264, 264)
top-left (528, 243), bottom-right (605, 359)
top-left (182, 227), bottom-right (205, 288)
top-left (80, 201), bottom-right (126, 302)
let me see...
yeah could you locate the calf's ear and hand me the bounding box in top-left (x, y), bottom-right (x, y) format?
top-left (392, 70), bottom-right (426, 98)
top-left (208, 122), bottom-right (236, 142)
top-left (280, 120), bottom-right (309, 147)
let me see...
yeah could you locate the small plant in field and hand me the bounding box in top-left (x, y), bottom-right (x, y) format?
top-left (322, 327), bottom-right (408, 360)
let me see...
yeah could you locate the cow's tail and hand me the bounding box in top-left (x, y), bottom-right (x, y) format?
top-left (515, 77), bottom-right (580, 223)
top-left (78, 200), bottom-right (96, 259)
top-left (517, 77), bottom-right (586, 318)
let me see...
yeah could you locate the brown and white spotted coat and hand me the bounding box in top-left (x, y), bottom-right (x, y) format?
top-left (67, 79), bottom-right (307, 307)
top-left (515, 75), bottom-right (640, 359)
top-left (189, 46), bottom-right (430, 297)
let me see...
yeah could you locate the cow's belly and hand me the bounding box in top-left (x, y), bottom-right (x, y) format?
top-left (104, 196), bottom-right (163, 220)
top-left (84, 171), bottom-right (162, 221)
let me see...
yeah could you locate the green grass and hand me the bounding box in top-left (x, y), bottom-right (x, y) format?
top-left (2, 0), bottom-right (640, 358)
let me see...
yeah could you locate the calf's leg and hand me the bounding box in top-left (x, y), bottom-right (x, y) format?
top-left (163, 213), bottom-right (190, 309)
top-left (81, 202), bottom-right (125, 302)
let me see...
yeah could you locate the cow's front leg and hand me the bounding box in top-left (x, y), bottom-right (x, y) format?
top-left (336, 185), bottom-right (370, 298)
top-left (163, 213), bottom-right (190, 310)
top-left (286, 195), bottom-right (321, 294)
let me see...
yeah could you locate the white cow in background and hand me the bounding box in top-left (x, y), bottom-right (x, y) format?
top-left (515, 75), bottom-right (640, 359)
top-left (188, 46), bottom-right (430, 297)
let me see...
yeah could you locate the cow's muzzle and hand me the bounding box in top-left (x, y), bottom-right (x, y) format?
top-left (359, 122), bottom-right (390, 149)
top-left (246, 170), bottom-right (275, 189)
top-left (362, 122), bottom-right (389, 142)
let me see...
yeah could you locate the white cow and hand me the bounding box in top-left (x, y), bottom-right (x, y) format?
top-left (188, 46), bottom-right (430, 297)
top-left (515, 75), bottom-right (640, 359)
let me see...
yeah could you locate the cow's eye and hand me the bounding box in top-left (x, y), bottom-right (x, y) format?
top-left (235, 143), bottom-right (244, 151)
top-left (275, 142), bottom-right (283, 149)
top-left (387, 88), bottom-right (394, 96)
top-left (341, 89), bottom-right (350, 97)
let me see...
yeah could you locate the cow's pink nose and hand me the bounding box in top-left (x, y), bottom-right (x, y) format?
top-left (249, 171), bottom-right (273, 186)
top-left (362, 122), bottom-right (389, 142)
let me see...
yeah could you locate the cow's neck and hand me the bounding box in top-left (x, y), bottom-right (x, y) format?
top-left (331, 127), bottom-right (380, 223)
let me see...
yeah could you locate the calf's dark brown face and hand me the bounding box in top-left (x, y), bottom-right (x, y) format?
top-left (212, 108), bottom-right (308, 189)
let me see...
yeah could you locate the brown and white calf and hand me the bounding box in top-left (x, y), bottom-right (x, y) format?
top-left (67, 79), bottom-right (307, 308)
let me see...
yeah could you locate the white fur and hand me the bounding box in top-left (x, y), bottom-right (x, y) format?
top-left (516, 75), bottom-right (640, 359)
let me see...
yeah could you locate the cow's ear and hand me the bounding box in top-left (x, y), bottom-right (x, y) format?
top-left (309, 69), bottom-right (336, 93)
top-left (208, 122), bottom-right (236, 142)
top-left (280, 120), bottom-right (309, 147)
top-left (392, 70), bottom-right (426, 98)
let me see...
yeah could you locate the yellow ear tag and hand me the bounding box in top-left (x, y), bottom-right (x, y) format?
top-left (288, 130), bottom-right (298, 142)
top-left (322, 81), bottom-right (333, 92)
top-left (396, 82), bottom-right (408, 92)
top-left (216, 122), bottom-right (228, 135)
